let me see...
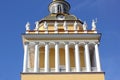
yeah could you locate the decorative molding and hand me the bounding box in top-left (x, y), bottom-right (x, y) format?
top-left (24, 42), bottom-right (29, 45)
top-left (21, 72), bottom-right (105, 75)
top-left (22, 34), bottom-right (101, 41)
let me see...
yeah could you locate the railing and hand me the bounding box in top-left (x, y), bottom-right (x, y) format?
top-left (27, 67), bottom-right (97, 72)
top-left (26, 30), bottom-right (97, 34)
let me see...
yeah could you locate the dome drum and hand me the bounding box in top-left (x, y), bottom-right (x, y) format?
top-left (49, 0), bottom-right (70, 14)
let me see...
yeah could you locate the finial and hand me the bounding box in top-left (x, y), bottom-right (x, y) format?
top-left (25, 22), bottom-right (30, 30)
top-left (92, 19), bottom-right (97, 30)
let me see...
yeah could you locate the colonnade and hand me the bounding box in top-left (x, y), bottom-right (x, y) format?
top-left (23, 42), bottom-right (101, 73)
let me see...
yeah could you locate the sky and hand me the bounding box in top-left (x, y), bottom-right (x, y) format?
top-left (0, 0), bottom-right (120, 80)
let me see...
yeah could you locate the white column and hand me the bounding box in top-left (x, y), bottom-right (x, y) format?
top-left (65, 42), bottom-right (70, 72)
top-left (23, 42), bottom-right (29, 72)
top-left (75, 43), bottom-right (81, 72)
top-left (84, 43), bottom-right (91, 72)
top-left (55, 42), bottom-right (59, 72)
top-left (94, 43), bottom-right (101, 72)
top-left (44, 42), bottom-right (49, 72)
top-left (34, 42), bottom-right (40, 72)
top-left (27, 50), bottom-right (30, 69)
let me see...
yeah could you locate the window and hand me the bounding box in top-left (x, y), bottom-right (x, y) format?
top-left (58, 5), bottom-right (62, 13)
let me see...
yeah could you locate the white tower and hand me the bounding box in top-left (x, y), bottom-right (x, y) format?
top-left (21, 0), bottom-right (105, 80)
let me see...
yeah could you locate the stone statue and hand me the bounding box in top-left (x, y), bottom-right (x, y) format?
top-left (63, 21), bottom-right (68, 31)
top-left (35, 21), bottom-right (39, 30)
top-left (44, 21), bottom-right (48, 29)
top-left (83, 21), bottom-right (87, 30)
top-left (92, 19), bottom-right (97, 30)
top-left (25, 22), bottom-right (30, 30)
top-left (54, 21), bottom-right (58, 31)
top-left (74, 21), bottom-right (78, 30)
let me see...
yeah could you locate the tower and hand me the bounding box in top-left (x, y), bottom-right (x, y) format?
top-left (21, 0), bottom-right (105, 80)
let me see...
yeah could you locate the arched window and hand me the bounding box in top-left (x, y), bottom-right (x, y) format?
top-left (58, 5), bottom-right (62, 13)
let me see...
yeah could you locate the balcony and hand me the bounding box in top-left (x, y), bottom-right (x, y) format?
top-left (26, 30), bottom-right (97, 34)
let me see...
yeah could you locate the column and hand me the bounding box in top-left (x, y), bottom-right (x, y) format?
top-left (23, 42), bottom-right (29, 72)
top-left (84, 43), bottom-right (91, 72)
top-left (55, 42), bottom-right (59, 72)
top-left (27, 50), bottom-right (30, 69)
top-left (65, 42), bottom-right (70, 72)
top-left (44, 42), bottom-right (49, 72)
top-left (75, 42), bottom-right (81, 72)
top-left (94, 43), bottom-right (101, 72)
top-left (34, 42), bottom-right (40, 72)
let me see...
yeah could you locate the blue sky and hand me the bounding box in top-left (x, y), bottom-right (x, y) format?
top-left (0, 0), bottom-right (120, 80)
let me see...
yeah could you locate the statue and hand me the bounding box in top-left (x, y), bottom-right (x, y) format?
top-left (83, 21), bottom-right (87, 30)
top-left (25, 22), bottom-right (30, 30)
top-left (54, 21), bottom-right (58, 31)
top-left (92, 19), bottom-right (97, 30)
top-left (44, 21), bottom-right (48, 29)
top-left (35, 21), bottom-right (39, 30)
top-left (63, 21), bottom-right (68, 31)
top-left (74, 21), bottom-right (78, 31)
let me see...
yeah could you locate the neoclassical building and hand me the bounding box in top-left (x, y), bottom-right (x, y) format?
top-left (21, 0), bottom-right (105, 80)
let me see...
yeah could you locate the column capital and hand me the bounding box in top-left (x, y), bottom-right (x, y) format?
top-left (24, 42), bottom-right (29, 45)
top-left (74, 42), bottom-right (79, 45)
top-left (64, 42), bottom-right (69, 45)
top-left (95, 42), bottom-right (100, 45)
top-left (90, 42), bottom-right (100, 45)
top-left (45, 42), bottom-right (49, 45)
top-left (55, 42), bottom-right (59, 45)
top-left (35, 42), bottom-right (39, 45)
top-left (84, 42), bottom-right (89, 45)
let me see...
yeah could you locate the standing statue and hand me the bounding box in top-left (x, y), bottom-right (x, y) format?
top-left (92, 19), bottom-right (97, 30)
top-left (83, 21), bottom-right (87, 30)
top-left (44, 21), bottom-right (48, 30)
top-left (63, 21), bottom-right (68, 31)
top-left (35, 21), bottom-right (39, 30)
top-left (54, 21), bottom-right (58, 31)
top-left (25, 22), bottom-right (30, 30)
top-left (74, 21), bottom-right (78, 31)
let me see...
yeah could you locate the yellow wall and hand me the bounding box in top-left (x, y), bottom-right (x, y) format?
top-left (30, 46), bottom-right (85, 68)
top-left (69, 48), bottom-right (75, 67)
top-left (21, 73), bottom-right (105, 80)
top-left (39, 25), bottom-right (82, 31)
top-left (49, 48), bottom-right (55, 68)
top-left (39, 47), bottom-right (45, 68)
top-left (80, 46), bottom-right (85, 67)
top-left (59, 48), bottom-right (65, 65)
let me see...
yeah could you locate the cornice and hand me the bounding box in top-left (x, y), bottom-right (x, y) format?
top-left (22, 33), bottom-right (101, 41)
